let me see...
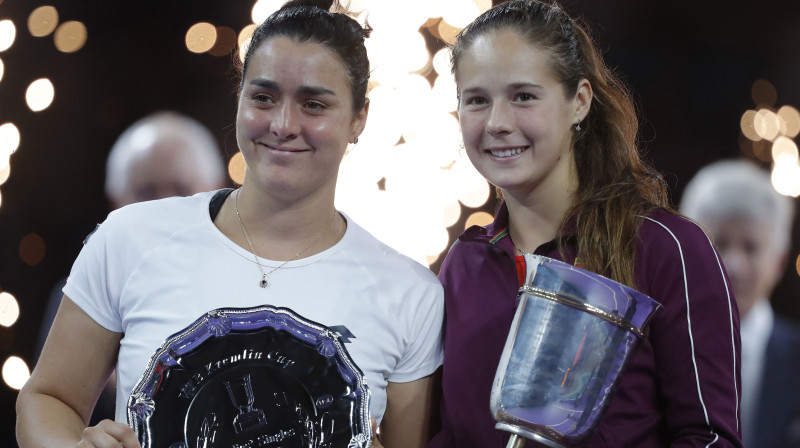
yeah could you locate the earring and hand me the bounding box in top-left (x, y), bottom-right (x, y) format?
top-left (575, 123), bottom-right (582, 131)
top-left (353, 137), bottom-right (359, 144)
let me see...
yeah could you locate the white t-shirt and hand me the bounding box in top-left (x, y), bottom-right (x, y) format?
top-left (63, 190), bottom-right (445, 424)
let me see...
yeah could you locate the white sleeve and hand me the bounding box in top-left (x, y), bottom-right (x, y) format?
top-left (388, 278), bottom-right (445, 383)
top-left (62, 210), bottom-right (129, 333)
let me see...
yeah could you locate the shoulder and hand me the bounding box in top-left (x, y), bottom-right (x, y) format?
top-left (86, 191), bottom-right (216, 249)
top-left (343, 217), bottom-right (442, 289)
top-left (634, 208), bottom-right (727, 297)
top-left (637, 208), bottom-right (712, 250)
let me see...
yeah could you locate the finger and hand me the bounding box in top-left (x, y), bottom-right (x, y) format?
top-left (81, 420), bottom-right (141, 448)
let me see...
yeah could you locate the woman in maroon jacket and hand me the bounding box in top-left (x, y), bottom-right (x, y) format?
top-left (429, 1), bottom-right (742, 447)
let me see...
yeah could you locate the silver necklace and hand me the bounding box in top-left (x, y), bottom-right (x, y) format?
top-left (233, 189), bottom-right (337, 288)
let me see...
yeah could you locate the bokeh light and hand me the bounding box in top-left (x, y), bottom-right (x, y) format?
top-left (751, 79), bottom-right (777, 108)
top-left (437, 19), bottom-right (461, 45)
top-left (0, 164), bottom-right (9, 186)
top-left (2, 356), bottom-right (30, 390)
top-left (252, 0), bottom-right (284, 24)
top-left (186, 22), bottom-right (217, 54)
top-left (777, 105), bottom-right (800, 138)
top-left (465, 211), bottom-right (494, 231)
top-left (26, 78), bottom-right (55, 112)
top-left (441, 0), bottom-right (482, 28)
top-left (237, 24), bottom-right (257, 63)
top-left (0, 57), bottom-right (4, 84)
top-left (208, 26), bottom-right (237, 56)
top-left (740, 109), bottom-right (759, 141)
top-left (19, 233), bottom-right (46, 266)
top-left (771, 162), bottom-right (800, 197)
top-left (796, 254), bottom-right (800, 278)
top-left (754, 109), bottom-right (781, 141)
top-left (28, 5), bottom-right (59, 37)
top-left (0, 291), bottom-right (19, 327)
top-left (0, 19), bottom-right (16, 52)
top-left (0, 123), bottom-right (20, 160)
top-left (54, 20), bottom-right (87, 53)
top-left (771, 136), bottom-right (799, 165)
top-left (432, 47), bottom-right (452, 77)
top-left (228, 151), bottom-right (246, 185)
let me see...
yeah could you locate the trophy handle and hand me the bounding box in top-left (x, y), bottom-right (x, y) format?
top-left (506, 434), bottom-right (526, 448)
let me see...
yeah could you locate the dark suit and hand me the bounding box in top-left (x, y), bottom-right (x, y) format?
top-left (749, 316), bottom-right (800, 448)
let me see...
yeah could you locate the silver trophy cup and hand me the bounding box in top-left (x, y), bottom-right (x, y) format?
top-left (491, 254), bottom-right (662, 448)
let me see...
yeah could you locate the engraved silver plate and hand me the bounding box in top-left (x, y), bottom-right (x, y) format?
top-left (127, 305), bottom-right (372, 448)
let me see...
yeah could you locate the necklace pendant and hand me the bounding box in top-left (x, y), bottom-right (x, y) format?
top-left (259, 277), bottom-right (268, 288)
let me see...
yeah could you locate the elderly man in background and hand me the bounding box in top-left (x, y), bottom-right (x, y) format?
top-left (35, 110), bottom-right (227, 423)
top-left (681, 159), bottom-right (800, 448)
top-left (104, 111), bottom-right (226, 208)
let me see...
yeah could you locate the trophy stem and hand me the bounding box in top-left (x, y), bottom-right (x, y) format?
top-left (506, 434), bottom-right (527, 448)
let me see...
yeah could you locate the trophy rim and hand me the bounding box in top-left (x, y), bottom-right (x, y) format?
top-left (126, 304), bottom-right (372, 448)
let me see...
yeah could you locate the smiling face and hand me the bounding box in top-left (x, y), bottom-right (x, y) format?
top-left (236, 36), bottom-right (367, 201)
top-left (456, 30), bottom-right (590, 199)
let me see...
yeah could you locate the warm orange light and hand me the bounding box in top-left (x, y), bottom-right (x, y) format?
top-left (437, 20), bottom-right (461, 45)
top-left (754, 109), bottom-right (781, 141)
top-left (796, 253), bottom-right (800, 278)
top-left (54, 21), bottom-right (87, 53)
top-left (208, 26), bottom-right (237, 57)
top-left (228, 152), bottom-right (246, 185)
top-left (28, 5), bottom-right (59, 37)
top-left (751, 79), bottom-right (777, 108)
top-left (464, 211), bottom-right (493, 231)
top-left (778, 105), bottom-right (800, 138)
top-left (186, 22), bottom-right (217, 54)
top-left (739, 110), bottom-right (760, 141)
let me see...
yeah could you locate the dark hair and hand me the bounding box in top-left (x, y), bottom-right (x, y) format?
top-left (239, 0), bottom-right (371, 111)
top-left (452, 0), bottom-right (670, 288)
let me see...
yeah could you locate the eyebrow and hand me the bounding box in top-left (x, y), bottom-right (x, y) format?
top-left (460, 82), bottom-right (544, 95)
top-left (248, 78), bottom-right (336, 97)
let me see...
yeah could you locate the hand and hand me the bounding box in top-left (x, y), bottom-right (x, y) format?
top-left (370, 417), bottom-right (384, 448)
top-left (75, 419), bottom-right (141, 448)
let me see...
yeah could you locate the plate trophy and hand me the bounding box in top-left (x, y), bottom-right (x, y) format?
top-left (491, 254), bottom-right (662, 448)
top-left (127, 305), bottom-right (372, 448)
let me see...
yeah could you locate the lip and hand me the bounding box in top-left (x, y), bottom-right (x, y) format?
top-left (485, 145), bottom-right (529, 159)
top-left (262, 142), bottom-right (309, 153)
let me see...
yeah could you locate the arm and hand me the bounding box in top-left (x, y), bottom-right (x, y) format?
top-left (640, 216), bottom-right (742, 447)
top-left (16, 296), bottom-right (140, 448)
top-left (377, 373), bottom-right (438, 448)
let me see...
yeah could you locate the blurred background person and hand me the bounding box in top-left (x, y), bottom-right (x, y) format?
top-left (34, 110), bottom-right (227, 425)
top-left (103, 110), bottom-right (227, 208)
top-left (681, 159), bottom-right (800, 448)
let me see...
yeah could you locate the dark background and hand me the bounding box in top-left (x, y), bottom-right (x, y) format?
top-left (1, 0), bottom-right (799, 443)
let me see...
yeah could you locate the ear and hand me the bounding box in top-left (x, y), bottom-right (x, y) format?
top-left (350, 98), bottom-right (370, 143)
top-left (573, 78), bottom-right (592, 124)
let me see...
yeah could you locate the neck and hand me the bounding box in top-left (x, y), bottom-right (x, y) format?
top-left (504, 178), bottom-right (577, 254)
top-left (219, 184), bottom-right (344, 261)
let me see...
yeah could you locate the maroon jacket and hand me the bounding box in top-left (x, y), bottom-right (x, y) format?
top-left (429, 204), bottom-right (742, 447)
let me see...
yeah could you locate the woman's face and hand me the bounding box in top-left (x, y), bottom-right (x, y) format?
top-left (455, 30), bottom-right (589, 198)
top-left (236, 36), bottom-right (367, 200)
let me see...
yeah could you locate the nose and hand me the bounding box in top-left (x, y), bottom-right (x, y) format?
top-left (486, 101), bottom-right (514, 137)
top-left (270, 102), bottom-right (300, 141)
